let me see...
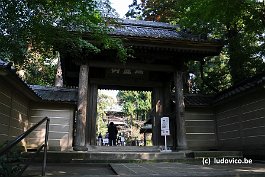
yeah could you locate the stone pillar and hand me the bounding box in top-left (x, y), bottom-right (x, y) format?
top-left (74, 64), bottom-right (89, 151)
top-left (86, 84), bottom-right (98, 146)
top-left (174, 71), bottom-right (187, 150)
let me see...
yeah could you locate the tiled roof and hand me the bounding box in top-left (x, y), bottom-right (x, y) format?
top-left (30, 85), bottom-right (78, 103)
top-left (184, 94), bottom-right (213, 107)
top-left (29, 72), bottom-right (264, 106)
top-left (214, 73), bottom-right (265, 103)
top-left (30, 85), bottom-right (215, 107)
top-left (110, 19), bottom-right (208, 41)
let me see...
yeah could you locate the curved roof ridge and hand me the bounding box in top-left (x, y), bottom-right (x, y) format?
top-left (119, 19), bottom-right (178, 29)
top-left (108, 19), bottom-right (222, 44)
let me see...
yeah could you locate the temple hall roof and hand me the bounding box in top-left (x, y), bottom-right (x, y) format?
top-left (109, 19), bottom-right (217, 42)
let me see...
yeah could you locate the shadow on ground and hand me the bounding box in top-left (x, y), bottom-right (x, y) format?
top-left (22, 163), bottom-right (116, 176)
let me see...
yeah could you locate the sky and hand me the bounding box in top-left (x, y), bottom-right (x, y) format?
top-left (110, 0), bottom-right (132, 18)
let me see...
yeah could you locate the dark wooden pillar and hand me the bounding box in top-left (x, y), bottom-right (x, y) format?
top-left (86, 84), bottom-right (98, 146)
top-left (174, 70), bottom-right (187, 150)
top-left (152, 83), bottom-right (172, 146)
top-left (163, 81), bottom-right (174, 147)
top-left (152, 87), bottom-right (164, 146)
top-left (151, 89), bottom-right (158, 145)
top-left (74, 64), bottom-right (89, 151)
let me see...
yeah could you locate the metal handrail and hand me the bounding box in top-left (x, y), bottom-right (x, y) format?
top-left (0, 116), bottom-right (50, 176)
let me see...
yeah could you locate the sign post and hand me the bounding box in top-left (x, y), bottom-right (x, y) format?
top-left (161, 117), bottom-right (172, 152)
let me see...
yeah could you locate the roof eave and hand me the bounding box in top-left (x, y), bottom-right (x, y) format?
top-left (38, 100), bottom-right (77, 105)
top-left (1, 67), bottom-right (41, 101)
top-left (110, 35), bottom-right (223, 56)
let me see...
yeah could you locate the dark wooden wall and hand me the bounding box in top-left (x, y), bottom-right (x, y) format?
top-left (215, 87), bottom-right (265, 158)
top-left (185, 107), bottom-right (217, 150)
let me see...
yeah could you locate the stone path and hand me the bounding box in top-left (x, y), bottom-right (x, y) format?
top-left (23, 162), bottom-right (265, 177)
top-left (111, 162), bottom-right (265, 177)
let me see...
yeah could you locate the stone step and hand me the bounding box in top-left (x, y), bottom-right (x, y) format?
top-left (25, 151), bottom-right (187, 163)
top-left (87, 146), bottom-right (160, 152)
top-left (186, 151), bottom-right (243, 159)
top-left (24, 150), bottom-right (243, 164)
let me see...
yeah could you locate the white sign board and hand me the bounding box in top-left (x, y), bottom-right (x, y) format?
top-left (161, 129), bottom-right (170, 136)
top-left (161, 117), bottom-right (170, 130)
top-left (103, 138), bottom-right (109, 144)
top-left (160, 117), bottom-right (171, 152)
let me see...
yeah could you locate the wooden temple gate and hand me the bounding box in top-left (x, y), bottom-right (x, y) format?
top-left (59, 20), bottom-right (222, 151)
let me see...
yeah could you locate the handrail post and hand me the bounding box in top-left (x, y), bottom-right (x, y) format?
top-left (42, 118), bottom-right (50, 176)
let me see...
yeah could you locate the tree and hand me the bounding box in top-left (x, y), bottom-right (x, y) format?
top-left (175, 0), bottom-right (265, 84)
top-left (126, 0), bottom-right (265, 92)
top-left (117, 91), bottom-right (151, 142)
top-left (21, 51), bottom-right (57, 86)
top-left (186, 52), bottom-right (232, 94)
top-left (117, 91), bottom-right (151, 121)
top-left (126, 0), bottom-right (176, 21)
top-left (0, 0), bottom-right (127, 85)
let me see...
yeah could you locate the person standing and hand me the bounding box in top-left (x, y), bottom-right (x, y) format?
top-left (120, 135), bottom-right (125, 146)
top-left (97, 133), bottom-right (102, 146)
top-left (108, 122), bottom-right (118, 146)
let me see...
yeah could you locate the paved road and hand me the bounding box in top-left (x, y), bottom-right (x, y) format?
top-left (23, 162), bottom-right (265, 177)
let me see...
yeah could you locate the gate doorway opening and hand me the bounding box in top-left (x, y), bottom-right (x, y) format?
top-left (96, 89), bottom-right (153, 147)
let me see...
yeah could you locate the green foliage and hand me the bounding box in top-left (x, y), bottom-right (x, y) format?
top-left (0, 142), bottom-right (23, 177)
top-left (175, 0), bottom-right (265, 84)
top-left (126, 0), bottom-right (177, 21)
top-left (0, 0), bottom-right (99, 62)
top-left (19, 50), bottom-right (56, 86)
top-left (0, 0), bottom-right (129, 85)
top-left (187, 52), bottom-right (232, 94)
top-left (126, 0), bottom-right (265, 92)
top-left (117, 91), bottom-right (151, 121)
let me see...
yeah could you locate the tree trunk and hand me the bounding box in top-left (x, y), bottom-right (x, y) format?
top-left (227, 27), bottom-right (249, 84)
